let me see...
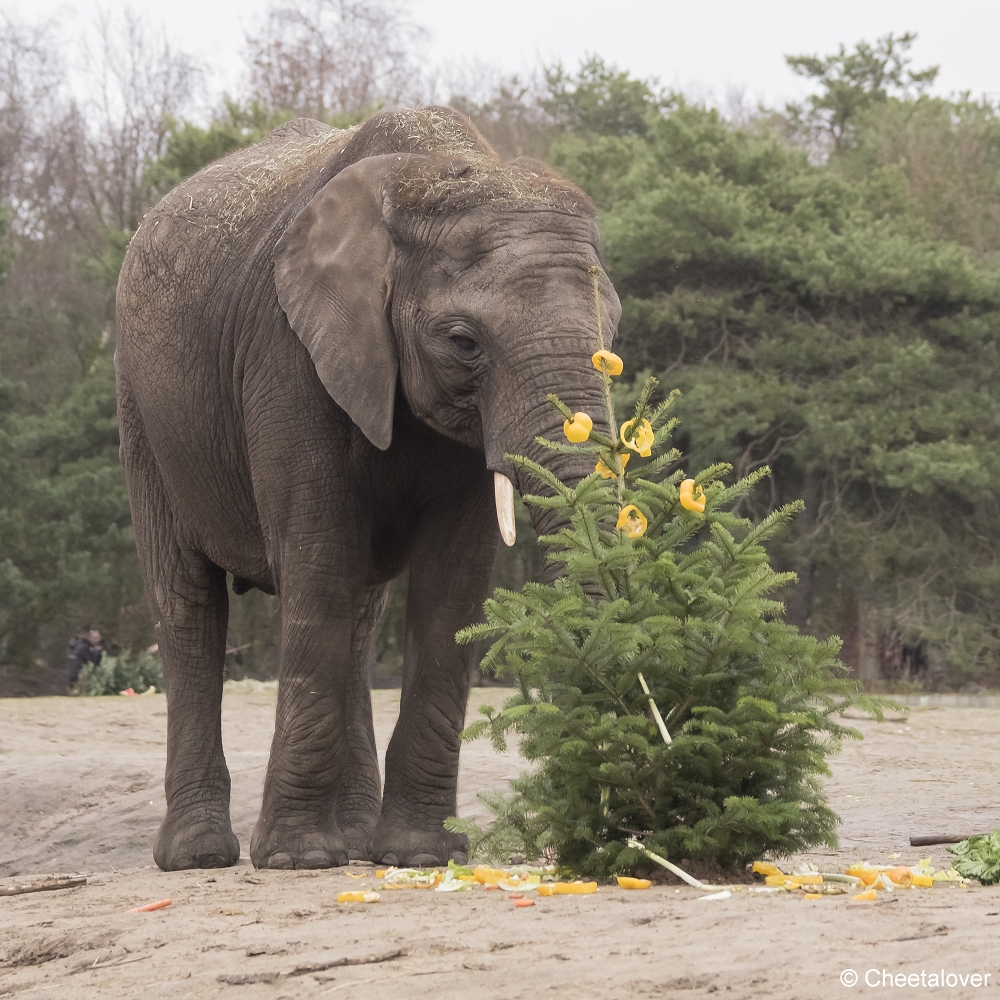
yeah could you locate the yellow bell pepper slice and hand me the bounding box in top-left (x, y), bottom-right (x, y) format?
top-left (592, 350), bottom-right (623, 376)
top-left (852, 889), bottom-right (877, 901)
top-left (887, 866), bottom-right (912, 887)
top-left (337, 891), bottom-right (380, 903)
top-left (620, 418), bottom-right (653, 457)
top-left (563, 411), bottom-right (593, 443)
top-left (473, 866), bottom-right (508, 884)
top-left (616, 876), bottom-right (651, 890)
top-left (552, 881), bottom-right (598, 895)
top-left (753, 861), bottom-right (784, 876)
top-left (678, 479), bottom-right (706, 512)
top-left (596, 453), bottom-right (629, 479)
top-left (616, 505), bottom-right (648, 538)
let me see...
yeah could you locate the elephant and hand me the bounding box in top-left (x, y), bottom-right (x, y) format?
top-left (114, 106), bottom-right (621, 871)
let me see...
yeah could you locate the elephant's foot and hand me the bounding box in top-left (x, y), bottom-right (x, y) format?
top-left (369, 819), bottom-right (468, 868)
top-left (336, 793), bottom-right (381, 861)
top-left (339, 819), bottom-right (377, 862)
top-left (153, 813), bottom-right (240, 871)
top-left (250, 819), bottom-right (349, 870)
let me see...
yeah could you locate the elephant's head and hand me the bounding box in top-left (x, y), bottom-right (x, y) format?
top-left (273, 132), bottom-right (620, 552)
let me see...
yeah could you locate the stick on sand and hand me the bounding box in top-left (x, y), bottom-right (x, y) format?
top-left (909, 834), bottom-right (981, 847)
top-left (0, 876), bottom-right (87, 896)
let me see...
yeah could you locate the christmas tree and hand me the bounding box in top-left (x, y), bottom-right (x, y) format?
top-left (452, 270), bottom-right (879, 875)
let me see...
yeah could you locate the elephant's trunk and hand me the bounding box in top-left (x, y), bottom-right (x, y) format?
top-left (486, 352), bottom-right (608, 584)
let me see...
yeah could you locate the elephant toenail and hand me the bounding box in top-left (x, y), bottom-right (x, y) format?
top-left (346, 849), bottom-right (366, 861)
top-left (196, 854), bottom-right (227, 869)
top-left (381, 853), bottom-right (399, 867)
top-left (410, 853), bottom-right (441, 867)
top-left (301, 850), bottom-right (333, 869)
top-left (266, 852), bottom-right (295, 870)
top-left (451, 851), bottom-right (469, 865)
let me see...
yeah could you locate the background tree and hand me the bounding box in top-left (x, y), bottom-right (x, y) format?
top-left (245, 0), bottom-right (426, 120)
top-left (3, 13), bottom-right (1000, 694)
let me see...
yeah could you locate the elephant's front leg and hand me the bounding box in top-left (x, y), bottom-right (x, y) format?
top-left (250, 568), bottom-right (383, 870)
top-left (371, 475), bottom-right (498, 867)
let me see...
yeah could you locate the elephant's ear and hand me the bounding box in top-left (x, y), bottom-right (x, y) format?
top-left (274, 156), bottom-right (400, 451)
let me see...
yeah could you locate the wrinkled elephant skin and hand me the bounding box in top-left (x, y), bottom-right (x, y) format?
top-left (114, 107), bottom-right (621, 871)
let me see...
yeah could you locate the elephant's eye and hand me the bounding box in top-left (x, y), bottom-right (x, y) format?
top-left (449, 333), bottom-right (480, 359)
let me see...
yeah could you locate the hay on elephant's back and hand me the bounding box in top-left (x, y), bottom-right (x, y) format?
top-left (192, 120), bottom-right (358, 231)
top-left (167, 107), bottom-right (592, 235)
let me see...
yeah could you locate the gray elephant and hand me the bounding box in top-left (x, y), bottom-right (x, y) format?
top-left (115, 107), bottom-right (620, 871)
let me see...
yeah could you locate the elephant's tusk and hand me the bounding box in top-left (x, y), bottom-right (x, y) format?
top-left (494, 472), bottom-right (517, 547)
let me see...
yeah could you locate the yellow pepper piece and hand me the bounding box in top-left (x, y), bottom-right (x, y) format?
top-left (595, 453), bottom-right (629, 479)
top-left (804, 893), bottom-right (822, 900)
top-left (620, 418), bottom-right (654, 457)
top-left (616, 876), bottom-right (651, 890)
top-left (616, 505), bottom-right (648, 538)
top-left (474, 866), bottom-right (508, 884)
top-left (852, 889), bottom-right (877, 901)
top-left (753, 861), bottom-right (784, 876)
top-left (794, 874), bottom-right (823, 885)
top-left (678, 479), bottom-right (705, 512)
top-left (563, 411), bottom-right (593, 443)
top-left (337, 891), bottom-right (379, 903)
top-left (887, 866), bottom-right (912, 887)
top-left (552, 881), bottom-right (598, 895)
top-left (911, 874), bottom-right (933, 888)
top-left (592, 350), bottom-right (623, 376)
top-left (764, 874), bottom-right (788, 886)
top-left (536, 884), bottom-right (554, 896)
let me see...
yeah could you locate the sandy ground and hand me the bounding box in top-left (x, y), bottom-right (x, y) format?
top-left (3, 690), bottom-right (1000, 999)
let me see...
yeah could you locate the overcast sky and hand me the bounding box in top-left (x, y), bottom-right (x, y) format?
top-left (9, 0), bottom-right (1000, 111)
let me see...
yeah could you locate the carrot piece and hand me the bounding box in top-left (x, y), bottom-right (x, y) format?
top-left (128, 898), bottom-right (172, 913)
top-left (513, 898), bottom-right (535, 907)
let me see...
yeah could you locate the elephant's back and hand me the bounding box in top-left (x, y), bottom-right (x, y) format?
top-left (117, 119), bottom-right (353, 319)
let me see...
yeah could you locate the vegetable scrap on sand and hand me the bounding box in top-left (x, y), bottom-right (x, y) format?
top-left (327, 855), bottom-right (975, 908)
top-left (334, 863), bottom-right (600, 904)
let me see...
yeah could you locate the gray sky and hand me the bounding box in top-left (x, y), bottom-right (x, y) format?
top-left (11, 0), bottom-right (1000, 110)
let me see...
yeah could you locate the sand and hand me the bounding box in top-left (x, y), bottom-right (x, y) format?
top-left (2, 689), bottom-right (1000, 998)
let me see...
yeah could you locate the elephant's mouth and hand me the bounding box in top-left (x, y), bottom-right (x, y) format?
top-left (493, 472), bottom-right (517, 546)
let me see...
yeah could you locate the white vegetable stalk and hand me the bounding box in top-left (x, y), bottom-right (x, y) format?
top-left (627, 838), bottom-right (704, 889)
top-left (637, 672), bottom-right (671, 744)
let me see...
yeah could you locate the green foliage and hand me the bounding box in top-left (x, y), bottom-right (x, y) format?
top-left (948, 831), bottom-right (1000, 886)
top-left (543, 56), bottom-right (672, 138)
top-left (549, 61), bottom-right (1000, 684)
top-left (0, 354), bottom-right (142, 665)
top-left (444, 791), bottom-right (547, 867)
top-left (75, 650), bottom-right (164, 696)
top-left (458, 370), bottom-right (872, 874)
top-left (785, 33), bottom-right (939, 150)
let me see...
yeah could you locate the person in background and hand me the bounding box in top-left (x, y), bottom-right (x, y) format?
top-left (66, 628), bottom-right (104, 689)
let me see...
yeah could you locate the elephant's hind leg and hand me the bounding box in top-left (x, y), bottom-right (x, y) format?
top-left (120, 391), bottom-right (239, 870)
top-left (152, 556), bottom-right (240, 870)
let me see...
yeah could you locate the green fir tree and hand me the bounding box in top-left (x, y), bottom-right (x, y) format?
top-left (453, 272), bottom-right (881, 875)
